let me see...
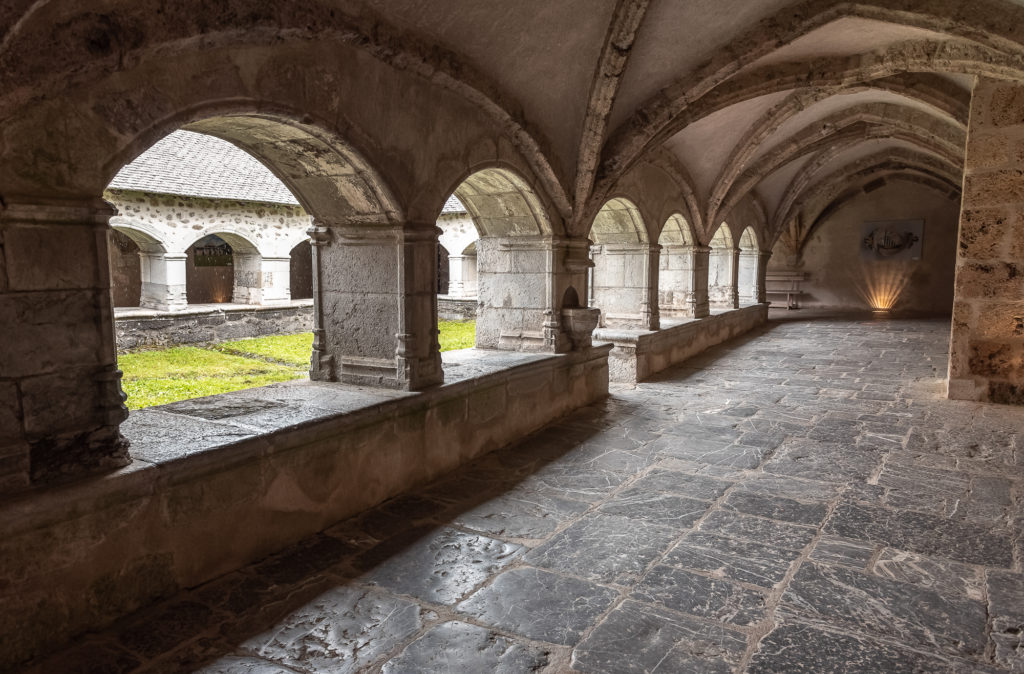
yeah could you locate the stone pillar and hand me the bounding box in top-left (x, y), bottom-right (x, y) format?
top-left (948, 77), bottom-right (1024, 405)
top-left (139, 252), bottom-right (187, 311)
top-left (231, 252), bottom-right (263, 305)
top-left (691, 245), bottom-right (711, 318)
top-left (0, 199), bottom-right (130, 494)
top-left (659, 244), bottom-right (694, 318)
top-left (737, 250), bottom-right (760, 304)
top-left (446, 254), bottom-right (478, 299)
top-left (756, 251), bottom-right (771, 304)
top-left (309, 219), bottom-right (442, 390)
top-left (475, 235), bottom-right (592, 352)
top-left (729, 248), bottom-right (741, 308)
top-left (590, 243), bottom-right (660, 330)
top-left (258, 256), bottom-right (292, 304)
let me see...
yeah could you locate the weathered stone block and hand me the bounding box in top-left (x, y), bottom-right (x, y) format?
top-left (988, 85), bottom-right (1024, 128)
top-left (963, 170), bottom-right (1024, 207)
top-left (965, 132), bottom-right (1010, 169)
top-left (0, 382), bottom-right (22, 444)
top-left (20, 369), bottom-right (104, 437)
top-left (969, 301), bottom-right (1024, 340)
top-left (958, 207), bottom-right (1010, 258)
top-left (4, 225), bottom-right (100, 290)
top-left (0, 290), bottom-right (105, 379)
top-left (968, 340), bottom-right (1024, 378)
top-left (954, 261), bottom-right (1024, 300)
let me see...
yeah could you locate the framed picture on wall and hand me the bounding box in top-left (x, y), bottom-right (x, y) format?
top-left (862, 220), bottom-right (924, 261)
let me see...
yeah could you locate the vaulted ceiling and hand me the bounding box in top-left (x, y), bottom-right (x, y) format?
top-left (2, 0), bottom-right (1022, 248)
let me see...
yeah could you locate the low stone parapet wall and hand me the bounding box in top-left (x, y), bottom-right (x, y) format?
top-left (0, 345), bottom-right (610, 668)
top-left (596, 304), bottom-right (769, 383)
top-left (114, 300), bottom-right (314, 350)
top-left (437, 296), bottom-right (478, 321)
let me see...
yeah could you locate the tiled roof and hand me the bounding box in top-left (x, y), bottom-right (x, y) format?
top-left (442, 194), bottom-right (467, 213)
top-left (108, 130), bottom-right (300, 205)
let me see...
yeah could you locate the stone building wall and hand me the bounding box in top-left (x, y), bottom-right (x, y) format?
top-left (949, 78), bottom-right (1024, 404)
top-left (106, 189), bottom-right (313, 259)
top-left (776, 182), bottom-right (961, 313)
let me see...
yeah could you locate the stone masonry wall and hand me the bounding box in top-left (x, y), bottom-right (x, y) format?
top-left (949, 77), bottom-right (1024, 405)
top-left (106, 190), bottom-right (312, 258)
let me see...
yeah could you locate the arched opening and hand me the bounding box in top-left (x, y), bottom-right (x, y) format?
top-left (708, 224), bottom-right (737, 309)
top-left (104, 112), bottom-right (428, 410)
top-left (289, 241), bottom-right (313, 300)
top-left (737, 227), bottom-right (760, 305)
top-left (449, 167), bottom-right (557, 351)
top-left (186, 234), bottom-right (238, 305)
top-left (658, 213), bottom-right (697, 318)
top-left (588, 198), bottom-right (656, 329)
top-left (109, 230), bottom-right (142, 308)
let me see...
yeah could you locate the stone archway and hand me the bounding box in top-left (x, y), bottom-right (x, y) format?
top-left (588, 197), bottom-right (658, 329)
top-left (709, 225), bottom-right (736, 309)
top-left (450, 166), bottom-right (579, 352)
top-left (289, 241), bottom-right (313, 301)
top-left (658, 213), bottom-right (699, 318)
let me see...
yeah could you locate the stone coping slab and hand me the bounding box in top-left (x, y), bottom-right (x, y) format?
top-left (114, 299), bottom-right (315, 319)
top-left (0, 345), bottom-right (610, 532)
top-left (595, 304), bottom-right (769, 383)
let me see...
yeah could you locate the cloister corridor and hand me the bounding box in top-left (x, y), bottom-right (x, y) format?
top-left (24, 312), bottom-right (1024, 673)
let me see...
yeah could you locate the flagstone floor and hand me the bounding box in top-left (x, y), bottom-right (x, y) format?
top-left (25, 314), bottom-right (1024, 673)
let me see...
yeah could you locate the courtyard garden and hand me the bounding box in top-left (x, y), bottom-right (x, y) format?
top-left (119, 320), bottom-right (476, 409)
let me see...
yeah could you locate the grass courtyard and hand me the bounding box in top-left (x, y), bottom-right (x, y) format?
top-left (119, 320), bottom-right (476, 409)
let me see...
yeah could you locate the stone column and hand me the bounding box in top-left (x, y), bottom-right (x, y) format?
top-left (139, 252), bottom-right (187, 311)
top-left (589, 243), bottom-right (660, 330)
top-left (691, 245), bottom-right (711, 318)
top-left (0, 199), bottom-right (130, 494)
top-left (948, 77), bottom-right (1024, 405)
top-left (257, 256), bottom-right (292, 304)
top-left (737, 250), bottom-right (760, 304)
top-left (756, 250), bottom-right (771, 304)
top-left (310, 219), bottom-right (442, 390)
top-left (729, 248), bottom-right (741, 308)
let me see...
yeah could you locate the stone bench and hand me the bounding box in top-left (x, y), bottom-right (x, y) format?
top-left (766, 271), bottom-right (808, 309)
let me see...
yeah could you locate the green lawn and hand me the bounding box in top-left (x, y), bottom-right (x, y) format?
top-left (120, 321), bottom-right (475, 410)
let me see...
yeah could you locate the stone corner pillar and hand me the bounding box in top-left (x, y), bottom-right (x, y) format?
top-left (0, 198), bottom-right (131, 493)
top-left (948, 77), bottom-right (1024, 405)
top-left (139, 252), bottom-right (187, 311)
top-left (255, 256), bottom-right (293, 305)
top-left (728, 247), bottom-right (741, 308)
top-left (309, 219), bottom-right (442, 391)
top-left (756, 250), bottom-right (772, 304)
top-left (550, 236), bottom-right (595, 353)
top-left (690, 245), bottom-right (712, 318)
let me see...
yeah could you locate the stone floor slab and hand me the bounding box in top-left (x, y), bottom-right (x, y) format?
top-left (455, 567), bottom-right (618, 646)
top-left (572, 599), bottom-right (746, 673)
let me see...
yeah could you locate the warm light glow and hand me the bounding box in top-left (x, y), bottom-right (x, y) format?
top-left (851, 260), bottom-right (913, 312)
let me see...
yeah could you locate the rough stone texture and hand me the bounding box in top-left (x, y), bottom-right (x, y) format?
top-left (114, 302), bottom-right (314, 350)
top-left (15, 314), bottom-right (1024, 673)
top-left (950, 77), bottom-right (1024, 404)
top-left (107, 189), bottom-right (311, 260)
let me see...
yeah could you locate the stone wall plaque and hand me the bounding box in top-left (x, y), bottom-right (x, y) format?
top-left (861, 220), bottom-right (924, 261)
